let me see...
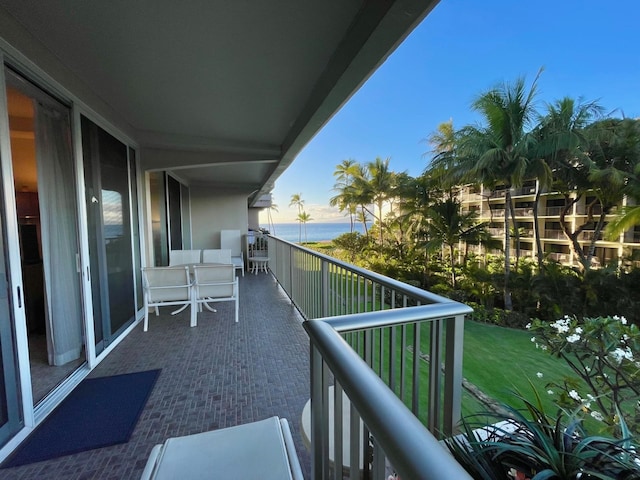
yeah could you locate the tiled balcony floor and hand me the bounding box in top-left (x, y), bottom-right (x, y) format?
top-left (3, 273), bottom-right (312, 479)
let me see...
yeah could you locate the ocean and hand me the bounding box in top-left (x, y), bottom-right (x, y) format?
top-left (260, 223), bottom-right (369, 243)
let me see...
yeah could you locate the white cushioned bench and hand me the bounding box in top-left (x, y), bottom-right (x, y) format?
top-left (140, 416), bottom-right (303, 480)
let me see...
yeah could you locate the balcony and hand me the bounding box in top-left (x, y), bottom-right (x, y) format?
top-left (513, 207), bottom-right (534, 217)
top-left (511, 186), bottom-right (537, 197)
top-left (547, 252), bottom-right (569, 262)
top-left (3, 238), bottom-right (470, 479)
top-left (580, 231), bottom-right (603, 241)
top-left (543, 229), bottom-right (567, 240)
top-left (544, 205), bottom-right (568, 216)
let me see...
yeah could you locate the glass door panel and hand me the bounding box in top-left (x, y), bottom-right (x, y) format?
top-left (0, 214), bottom-right (22, 446)
top-left (167, 175), bottom-right (182, 251)
top-left (81, 117), bottom-right (135, 349)
top-left (6, 67), bottom-right (85, 406)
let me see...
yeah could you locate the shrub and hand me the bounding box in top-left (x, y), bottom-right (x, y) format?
top-left (529, 315), bottom-right (640, 435)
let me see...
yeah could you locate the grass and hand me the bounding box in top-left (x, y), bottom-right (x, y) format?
top-left (462, 320), bottom-right (576, 411)
top-left (353, 319), bottom-right (582, 427)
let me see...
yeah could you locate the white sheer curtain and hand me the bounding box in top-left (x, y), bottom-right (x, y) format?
top-left (34, 101), bottom-right (84, 366)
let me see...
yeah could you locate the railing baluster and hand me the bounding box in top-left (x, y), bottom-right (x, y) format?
top-left (443, 314), bottom-right (465, 437)
top-left (412, 322), bottom-right (420, 416)
top-left (389, 325), bottom-right (396, 392)
top-left (428, 319), bottom-right (442, 433)
top-left (349, 402), bottom-right (360, 479)
top-left (333, 382), bottom-right (343, 480)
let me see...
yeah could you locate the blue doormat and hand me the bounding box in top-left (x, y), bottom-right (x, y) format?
top-left (2, 369), bottom-right (161, 468)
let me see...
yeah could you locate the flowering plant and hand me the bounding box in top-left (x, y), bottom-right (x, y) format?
top-left (528, 315), bottom-right (640, 434)
top-left (445, 389), bottom-right (640, 480)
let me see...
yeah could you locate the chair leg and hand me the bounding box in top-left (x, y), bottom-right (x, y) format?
top-left (190, 302), bottom-right (197, 327)
top-left (144, 307), bottom-right (149, 332)
top-left (235, 298), bottom-right (239, 323)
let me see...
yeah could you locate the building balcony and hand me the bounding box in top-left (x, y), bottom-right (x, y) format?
top-left (547, 252), bottom-right (569, 262)
top-left (511, 186), bottom-right (537, 197)
top-left (513, 207), bottom-right (534, 217)
top-left (3, 238), bottom-right (470, 479)
top-left (544, 206), bottom-right (568, 216)
top-left (543, 230), bottom-right (567, 240)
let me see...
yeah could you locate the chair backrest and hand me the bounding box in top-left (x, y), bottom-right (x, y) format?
top-left (169, 249), bottom-right (201, 266)
top-left (220, 230), bottom-right (242, 257)
top-left (251, 249), bottom-right (268, 258)
top-left (193, 264), bottom-right (235, 299)
top-left (202, 248), bottom-right (232, 264)
top-left (142, 266), bottom-right (191, 302)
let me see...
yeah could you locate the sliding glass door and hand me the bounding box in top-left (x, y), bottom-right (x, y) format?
top-left (0, 204), bottom-right (21, 447)
top-left (81, 117), bottom-right (137, 353)
top-left (5, 67), bottom-right (85, 407)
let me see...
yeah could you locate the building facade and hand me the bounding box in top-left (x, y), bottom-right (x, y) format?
top-left (458, 181), bottom-right (640, 268)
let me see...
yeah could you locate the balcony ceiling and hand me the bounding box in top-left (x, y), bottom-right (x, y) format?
top-left (0, 0), bottom-right (437, 203)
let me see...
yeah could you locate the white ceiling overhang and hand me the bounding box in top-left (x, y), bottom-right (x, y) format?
top-left (0, 0), bottom-right (439, 204)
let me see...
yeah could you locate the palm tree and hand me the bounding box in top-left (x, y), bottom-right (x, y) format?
top-left (267, 202), bottom-right (278, 235)
top-left (351, 157), bottom-right (394, 249)
top-left (601, 120), bottom-right (640, 241)
top-left (454, 71), bottom-right (542, 310)
top-left (329, 159), bottom-right (359, 231)
top-left (581, 118), bottom-right (640, 267)
top-left (534, 97), bottom-right (604, 270)
top-left (425, 198), bottom-right (489, 289)
top-left (296, 211), bottom-right (313, 244)
top-left (289, 193), bottom-right (304, 243)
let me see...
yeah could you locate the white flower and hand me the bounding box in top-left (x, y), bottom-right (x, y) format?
top-left (585, 366), bottom-right (591, 372)
top-left (540, 345), bottom-right (548, 351)
top-left (566, 333), bottom-right (580, 343)
top-left (525, 322), bottom-right (531, 330)
top-left (590, 411), bottom-right (604, 422)
top-left (613, 315), bottom-right (620, 320)
top-left (536, 372), bottom-right (543, 378)
top-left (530, 336), bottom-right (536, 343)
top-left (550, 319), bottom-right (571, 334)
top-left (547, 390), bottom-right (554, 395)
top-left (575, 327), bottom-right (583, 334)
top-left (569, 390), bottom-right (582, 401)
top-left (621, 316), bottom-right (628, 325)
top-left (611, 347), bottom-right (634, 364)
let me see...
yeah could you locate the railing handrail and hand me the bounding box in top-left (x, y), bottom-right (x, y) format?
top-left (305, 320), bottom-right (472, 479)
top-left (269, 235), bottom-right (459, 305)
top-left (323, 303), bottom-right (473, 332)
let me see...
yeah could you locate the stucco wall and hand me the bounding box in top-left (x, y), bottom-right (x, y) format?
top-left (189, 186), bottom-right (248, 251)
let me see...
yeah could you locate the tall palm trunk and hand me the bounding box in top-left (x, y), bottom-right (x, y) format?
top-left (503, 190), bottom-right (513, 311)
top-left (533, 188), bottom-right (544, 272)
top-left (508, 197), bottom-right (521, 271)
top-left (449, 243), bottom-right (457, 289)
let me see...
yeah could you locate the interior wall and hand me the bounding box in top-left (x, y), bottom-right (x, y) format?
top-left (189, 186), bottom-right (248, 250)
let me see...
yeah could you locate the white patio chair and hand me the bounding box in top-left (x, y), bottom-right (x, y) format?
top-left (202, 248), bottom-right (232, 264)
top-left (192, 264), bottom-right (239, 326)
top-left (220, 229), bottom-right (245, 277)
top-left (169, 249), bottom-right (202, 266)
top-left (142, 266), bottom-right (193, 331)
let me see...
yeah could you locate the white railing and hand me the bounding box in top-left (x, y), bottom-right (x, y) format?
top-left (268, 236), bottom-right (472, 479)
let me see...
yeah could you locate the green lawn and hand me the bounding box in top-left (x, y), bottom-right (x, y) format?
top-left (462, 320), bottom-right (577, 414)
top-left (347, 319), bottom-right (574, 425)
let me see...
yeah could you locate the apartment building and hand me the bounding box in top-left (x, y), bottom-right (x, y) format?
top-left (459, 181), bottom-right (640, 268)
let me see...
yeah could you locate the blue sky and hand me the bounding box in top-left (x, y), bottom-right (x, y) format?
top-left (264, 0), bottom-right (640, 224)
